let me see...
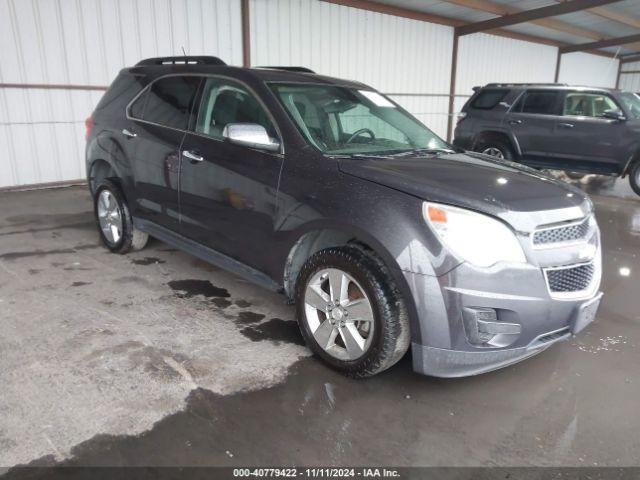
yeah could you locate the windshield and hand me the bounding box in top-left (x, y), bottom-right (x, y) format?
top-left (270, 83), bottom-right (450, 155)
top-left (620, 92), bottom-right (640, 119)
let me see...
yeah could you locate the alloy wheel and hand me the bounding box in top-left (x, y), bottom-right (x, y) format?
top-left (97, 189), bottom-right (123, 245)
top-left (304, 268), bottom-right (375, 361)
top-left (482, 147), bottom-right (504, 159)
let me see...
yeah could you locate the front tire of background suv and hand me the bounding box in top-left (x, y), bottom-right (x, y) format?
top-left (93, 179), bottom-right (149, 254)
top-left (294, 246), bottom-right (410, 378)
top-left (629, 162), bottom-right (640, 197)
top-left (476, 138), bottom-right (514, 160)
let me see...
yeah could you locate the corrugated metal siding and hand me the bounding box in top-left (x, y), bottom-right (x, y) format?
top-left (620, 61), bottom-right (640, 92)
top-left (249, 0), bottom-right (454, 138)
top-left (0, 0), bottom-right (242, 188)
top-left (454, 32), bottom-right (557, 117)
top-left (558, 52), bottom-right (620, 88)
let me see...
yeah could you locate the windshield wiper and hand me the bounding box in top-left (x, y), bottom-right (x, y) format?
top-left (387, 148), bottom-right (457, 157)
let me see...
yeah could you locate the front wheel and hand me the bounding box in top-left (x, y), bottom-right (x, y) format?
top-left (629, 162), bottom-right (640, 197)
top-left (295, 246), bottom-right (410, 378)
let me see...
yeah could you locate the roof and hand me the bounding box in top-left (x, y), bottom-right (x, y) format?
top-left (337, 0), bottom-right (640, 60)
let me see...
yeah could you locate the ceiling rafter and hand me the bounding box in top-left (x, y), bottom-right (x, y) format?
top-left (588, 5), bottom-right (640, 30)
top-left (456, 0), bottom-right (622, 36)
top-left (445, 0), bottom-right (606, 41)
top-left (560, 33), bottom-right (640, 53)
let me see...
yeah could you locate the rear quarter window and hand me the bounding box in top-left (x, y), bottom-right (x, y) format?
top-left (470, 89), bottom-right (508, 110)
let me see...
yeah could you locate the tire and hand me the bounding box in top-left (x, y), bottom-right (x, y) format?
top-left (629, 162), bottom-right (640, 197)
top-left (476, 138), bottom-right (514, 160)
top-left (93, 179), bottom-right (148, 254)
top-left (294, 246), bottom-right (410, 378)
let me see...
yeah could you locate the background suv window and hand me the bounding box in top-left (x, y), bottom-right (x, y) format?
top-left (129, 76), bottom-right (201, 130)
top-left (471, 89), bottom-right (508, 110)
top-left (195, 78), bottom-right (275, 139)
top-left (563, 92), bottom-right (619, 117)
top-left (514, 91), bottom-right (559, 115)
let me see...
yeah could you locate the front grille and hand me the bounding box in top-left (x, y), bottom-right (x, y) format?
top-left (533, 217), bottom-right (590, 246)
top-left (546, 262), bottom-right (595, 293)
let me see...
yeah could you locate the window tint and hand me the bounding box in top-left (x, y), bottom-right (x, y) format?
top-left (471, 89), bottom-right (508, 110)
top-left (563, 92), bottom-right (619, 117)
top-left (131, 76), bottom-right (201, 129)
top-left (516, 91), bottom-right (559, 115)
top-left (195, 78), bottom-right (275, 139)
top-left (620, 92), bottom-right (640, 119)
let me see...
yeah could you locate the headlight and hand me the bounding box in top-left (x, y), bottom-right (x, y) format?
top-left (423, 202), bottom-right (526, 267)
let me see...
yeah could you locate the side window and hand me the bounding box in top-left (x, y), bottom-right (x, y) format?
top-left (130, 76), bottom-right (201, 129)
top-left (515, 91), bottom-right (559, 115)
top-left (563, 92), bottom-right (619, 118)
top-left (195, 78), bottom-right (275, 140)
top-left (471, 89), bottom-right (508, 110)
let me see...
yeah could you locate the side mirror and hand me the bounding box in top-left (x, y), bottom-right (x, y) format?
top-left (601, 108), bottom-right (626, 121)
top-left (222, 123), bottom-right (280, 152)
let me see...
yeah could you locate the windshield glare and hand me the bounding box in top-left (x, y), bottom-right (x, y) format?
top-left (270, 83), bottom-right (449, 155)
top-left (620, 92), bottom-right (640, 119)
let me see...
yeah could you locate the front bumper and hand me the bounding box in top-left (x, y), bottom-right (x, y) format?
top-left (404, 257), bottom-right (602, 378)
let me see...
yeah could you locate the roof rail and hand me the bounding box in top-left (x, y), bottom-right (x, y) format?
top-left (135, 56), bottom-right (226, 67)
top-left (484, 82), bottom-right (568, 88)
top-left (256, 66), bottom-right (315, 74)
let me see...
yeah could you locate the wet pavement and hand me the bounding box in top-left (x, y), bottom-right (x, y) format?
top-left (0, 175), bottom-right (639, 471)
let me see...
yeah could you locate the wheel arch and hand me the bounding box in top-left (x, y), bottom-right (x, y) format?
top-left (282, 224), bottom-right (422, 344)
top-left (472, 130), bottom-right (520, 157)
top-left (88, 158), bottom-right (123, 195)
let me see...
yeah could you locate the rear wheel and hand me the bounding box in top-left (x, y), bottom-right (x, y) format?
top-left (630, 162), bottom-right (640, 197)
top-left (295, 246), bottom-right (410, 378)
top-left (476, 138), bottom-right (514, 160)
top-left (94, 179), bottom-right (148, 253)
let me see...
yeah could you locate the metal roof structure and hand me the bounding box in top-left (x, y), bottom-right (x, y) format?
top-left (324, 0), bottom-right (640, 60)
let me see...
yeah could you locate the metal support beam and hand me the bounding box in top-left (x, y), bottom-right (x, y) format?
top-left (620, 54), bottom-right (640, 64)
top-left (456, 0), bottom-right (621, 36)
top-left (446, 33), bottom-right (459, 143)
top-left (554, 50), bottom-right (562, 83)
top-left (241, 0), bottom-right (251, 67)
top-left (560, 33), bottom-right (640, 54)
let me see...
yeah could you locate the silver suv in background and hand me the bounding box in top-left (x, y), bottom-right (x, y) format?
top-left (453, 83), bottom-right (640, 196)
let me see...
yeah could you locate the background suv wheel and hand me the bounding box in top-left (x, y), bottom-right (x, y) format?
top-left (93, 179), bottom-right (149, 253)
top-left (476, 138), bottom-right (514, 160)
top-left (295, 246), bottom-right (410, 378)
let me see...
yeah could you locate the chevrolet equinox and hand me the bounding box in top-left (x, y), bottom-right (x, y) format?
top-left (86, 56), bottom-right (603, 378)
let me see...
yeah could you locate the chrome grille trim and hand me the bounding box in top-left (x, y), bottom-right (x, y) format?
top-left (543, 260), bottom-right (599, 300)
top-left (532, 216), bottom-right (591, 249)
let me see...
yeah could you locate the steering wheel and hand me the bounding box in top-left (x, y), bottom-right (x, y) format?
top-left (346, 128), bottom-right (376, 144)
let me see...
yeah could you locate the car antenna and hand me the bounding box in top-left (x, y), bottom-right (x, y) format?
top-left (181, 46), bottom-right (187, 56)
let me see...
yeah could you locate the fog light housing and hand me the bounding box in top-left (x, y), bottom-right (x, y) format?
top-left (463, 307), bottom-right (521, 347)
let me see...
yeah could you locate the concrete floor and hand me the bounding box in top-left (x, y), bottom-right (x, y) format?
top-left (0, 176), bottom-right (639, 470)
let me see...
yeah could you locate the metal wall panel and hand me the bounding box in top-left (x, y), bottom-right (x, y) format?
top-left (620, 61), bottom-right (640, 92)
top-left (558, 52), bottom-right (620, 88)
top-left (249, 0), bottom-right (454, 138)
top-left (0, 0), bottom-right (242, 188)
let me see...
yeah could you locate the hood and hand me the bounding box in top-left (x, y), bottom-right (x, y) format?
top-left (338, 151), bottom-right (592, 231)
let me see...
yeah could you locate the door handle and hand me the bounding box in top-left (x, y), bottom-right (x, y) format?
top-left (122, 128), bottom-right (137, 138)
top-left (558, 122), bottom-right (574, 129)
top-left (508, 120), bottom-right (522, 125)
top-left (183, 149), bottom-right (204, 163)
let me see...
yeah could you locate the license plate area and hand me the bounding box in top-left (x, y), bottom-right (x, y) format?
top-left (572, 292), bottom-right (602, 334)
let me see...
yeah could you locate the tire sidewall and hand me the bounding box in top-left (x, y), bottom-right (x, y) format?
top-left (295, 248), bottom-right (387, 373)
top-left (93, 180), bottom-right (133, 253)
top-left (630, 162), bottom-right (640, 197)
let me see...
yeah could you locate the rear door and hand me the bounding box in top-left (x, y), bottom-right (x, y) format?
top-left (178, 76), bottom-right (284, 272)
top-left (126, 75), bottom-right (201, 231)
top-left (504, 89), bottom-right (562, 164)
top-left (550, 90), bottom-right (627, 173)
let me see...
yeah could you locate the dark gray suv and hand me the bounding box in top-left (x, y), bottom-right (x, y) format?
top-left (86, 58), bottom-right (602, 378)
top-left (453, 83), bottom-right (640, 195)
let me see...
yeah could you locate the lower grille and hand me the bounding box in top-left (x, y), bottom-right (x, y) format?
top-left (546, 262), bottom-right (595, 293)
